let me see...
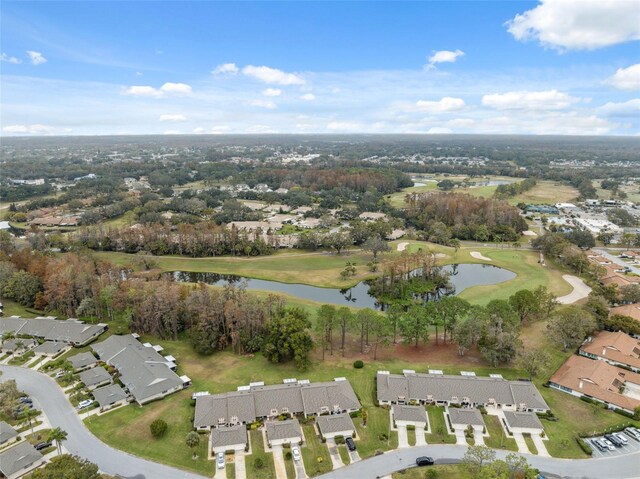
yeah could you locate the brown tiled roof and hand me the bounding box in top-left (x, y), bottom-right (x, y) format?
top-left (550, 355), bottom-right (640, 411)
top-left (580, 331), bottom-right (640, 370)
top-left (610, 303), bottom-right (640, 321)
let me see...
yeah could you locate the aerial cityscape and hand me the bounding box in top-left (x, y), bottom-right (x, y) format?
top-left (0, 1), bottom-right (639, 479)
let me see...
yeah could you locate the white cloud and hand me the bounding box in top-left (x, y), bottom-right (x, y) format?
top-left (300, 93), bottom-right (316, 101)
top-left (414, 97), bottom-right (466, 113)
top-left (3, 124), bottom-right (71, 134)
top-left (212, 63), bottom-right (239, 75)
top-left (249, 99), bottom-right (277, 109)
top-left (597, 99), bottom-right (640, 117)
top-left (426, 127), bottom-right (453, 134)
top-left (246, 124), bottom-right (278, 133)
top-left (160, 82), bottom-right (192, 94)
top-left (262, 88), bottom-right (282, 97)
top-left (211, 126), bottom-right (231, 134)
top-left (447, 118), bottom-right (475, 128)
top-left (124, 82), bottom-right (192, 98)
top-left (1, 53), bottom-right (21, 64)
top-left (428, 49), bottom-right (464, 65)
top-left (163, 130), bottom-right (182, 135)
top-left (159, 114), bottom-right (187, 122)
top-left (26, 51), bottom-right (47, 65)
top-left (193, 127), bottom-right (206, 134)
top-left (243, 65), bottom-right (305, 85)
top-left (482, 90), bottom-right (581, 110)
top-left (603, 64), bottom-right (640, 91)
top-left (326, 121), bottom-right (361, 131)
top-left (506, 0), bottom-right (640, 51)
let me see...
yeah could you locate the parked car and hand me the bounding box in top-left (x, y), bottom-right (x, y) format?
top-left (34, 441), bottom-right (51, 451)
top-left (602, 438), bottom-right (616, 451)
top-left (613, 432), bottom-right (628, 444)
top-left (217, 452), bottom-right (225, 469)
top-left (345, 437), bottom-right (357, 451)
top-left (416, 456), bottom-right (434, 467)
top-left (592, 440), bottom-right (607, 452)
top-left (605, 434), bottom-right (623, 447)
top-left (18, 397), bottom-right (32, 404)
top-left (625, 428), bottom-right (640, 441)
top-left (292, 446), bottom-right (301, 462)
top-left (77, 399), bottom-right (93, 410)
top-left (54, 371), bottom-right (65, 379)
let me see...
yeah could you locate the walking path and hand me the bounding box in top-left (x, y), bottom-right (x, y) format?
top-left (557, 275), bottom-right (592, 304)
top-left (470, 251), bottom-right (492, 261)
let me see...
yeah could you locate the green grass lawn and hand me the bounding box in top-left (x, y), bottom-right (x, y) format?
top-left (406, 426), bottom-right (416, 446)
top-left (483, 414), bottom-right (517, 451)
top-left (301, 424), bottom-right (332, 477)
top-left (225, 462), bottom-right (235, 479)
top-left (523, 433), bottom-right (537, 455)
top-left (337, 444), bottom-right (350, 466)
top-left (85, 396), bottom-right (214, 475)
top-left (283, 449), bottom-right (296, 479)
top-left (425, 406), bottom-right (455, 444)
top-left (247, 430), bottom-right (276, 479)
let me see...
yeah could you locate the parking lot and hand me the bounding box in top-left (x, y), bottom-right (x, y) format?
top-left (588, 430), bottom-right (640, 458)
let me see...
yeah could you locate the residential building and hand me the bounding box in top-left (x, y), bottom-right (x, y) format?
top-left (376, 371), bottom-right (549, 412)
top-left (33, 341), bottom-right (68, 357)
top-left (0, 421), bottom-right (18, 446)
top-left (79, 366), bottom-right (112, 390)
top-left (0, 316), bottom-right (106, 347)
top-left (265, 418), bottom-right (303, 446)
top-left (92, 334), bottom-right (189, 405)
top-left (448, 408), bottom-right (485, 432)
top-left (210, 425), bottom-right (247, 453)
top-left (316, 413), bottom-right (356, 440)
top-left (392, 405), bottom-right (428, 428)
top-left (549, 355), bottom-right (640, 414)
top-left (579, 331), bottom-right (640, 372)
top-left (0, 441), bottom-right (45, 479)
top-left (193, 378), bottom-right (360, 431)
top-left (502, 411), bottom-right (544, 436)
top-left (0, 338), bottom-right (37, 354)
top-left (93, 384), bottom-right (129, 411)
top-left (68, 352), bottom-right (99, 372)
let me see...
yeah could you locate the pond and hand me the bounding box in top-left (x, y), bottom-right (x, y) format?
top-left (170, 263), bottom-right (516, 309)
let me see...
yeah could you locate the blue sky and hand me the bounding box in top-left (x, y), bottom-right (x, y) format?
top-left (1, 0), bottom-right (639, 136)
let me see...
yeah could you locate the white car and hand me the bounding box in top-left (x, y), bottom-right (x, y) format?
top-left (54, 371), bottom-right (65, 379)
top-left (292, 446), bottom-right (301, 462)
top-left (216, 452), bottom-right (225, 469)
top-left (602, 438), bottom-right (616, 451)
top-left (613, 432), bottom-right (628, 444)
top-left (77, 399), bottom-right (93, 410)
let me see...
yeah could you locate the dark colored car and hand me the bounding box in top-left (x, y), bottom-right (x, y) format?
top-left (605, 434), bottom-right (623, 447)
top-left (34, 442), bottom-right (51, 451)
top-left (416, 456), bottom-right (434, 467)
top-left (345, 437), bottom-right (356, 451)
top-left (19, 397), bottom-right (32, 404)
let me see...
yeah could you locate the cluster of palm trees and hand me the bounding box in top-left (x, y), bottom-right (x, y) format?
top-left (47, 427), bottom-right (68, 455)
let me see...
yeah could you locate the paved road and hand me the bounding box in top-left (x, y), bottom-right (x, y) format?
top-left (593, 249), bottom-right (640, 275)
top-left (557, 274), bottom-right (592, 304)
top-left (0, 365), bottom-right (207, 479)
top-left (316, 444), bottom-right (640, 479)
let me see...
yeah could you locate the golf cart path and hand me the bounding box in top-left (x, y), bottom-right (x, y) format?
top-left (557, 275), bottom-right (592, 304)
top-left (470, 251), bottom-right (492, 261)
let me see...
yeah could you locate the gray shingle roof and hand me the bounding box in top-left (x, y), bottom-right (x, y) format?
top-left (0, 441), bottom-right (43, 477)
top-left (316, 413), bottom-right (355, 436)
top-left (68, 351), bottom-right (98, 369)
top-left (448, 408), bottom-right (485, 427)
top-left (210, 425), bottom-right (247, 449)
top-left (0, 316), bottom-right (105, 345)
top-left (265, 419), bottom-right (302, 442)
top-left (393, 405), bottom-right (427, 423)
top-left (503, 411), bottom-right (543, 430)
top-left (33, 341), bottom-right (67, 355)
top-left (193, 379), bottom-right (360, 429)
top-left (0, 421), bottom-right (17, 444)
top-left (377, 372), bottom-right (548, 411)
top-left (93, 384), bottom-right (128, 408)
top-left (1, 338), bottom-right (37, 352)
top-left (79, 366), bottom-right (112, 387)
top-left (92, 334), bottom-right (184, 404)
